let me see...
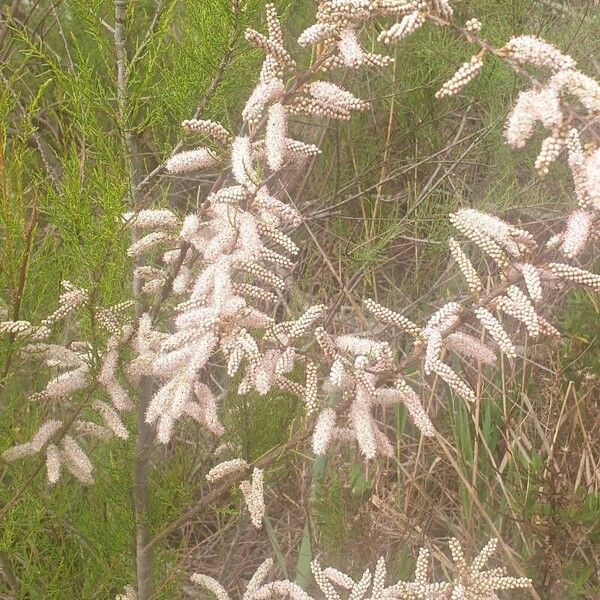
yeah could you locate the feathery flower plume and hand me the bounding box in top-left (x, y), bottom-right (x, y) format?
top-left (436, 55), bottom-right (485, 99)
top-left (92, 400), bottom-right (128, 439)
top-left (0, 320), bottom-right (49, 340)
top-left (37, 364), bottom-right (89, 400)
top-left (3, 419), bottom-right (63, 462)
top-left (474, 307), bottom-right (517, 358)
top-left (246, 558), bottom-right (274, 596)
top-left (551, 68), bottom-right (600, 114)
top-left (351, 382), bottom-right (378, 459)
top-left (240, 467), bottom-right (265, 528)
top-left (206, 458), bottom-right (249, 482)
top-left (503, 35), bottom-right (576, 71)
top-left (433, 361), bottom-right (477, 402)
top-left (298, 23), bottom-right (337, 48)
top-left (561, 209), bottom-right (592, 258)
top-left (297, 23), bottom-right (338, 47)
top-left (519, 263), bottom-right (543, 303)
top-left (74, 420), bottom-right (112, 440)
top-left (242, 78), bottom-right (285, 124)
top-left (122, 209), bottom-right (179, 230)
top-left (328, 358), bottom-right (346, 387)
top-left (98, 336), bottom-right (133, 411)
top-left (364, 298), bottom-right (422, 336)
top-left (164, 147), bottom-right (219, 174)
top-left (61, 435), bottom-right (94, 485)
top-left (190, 574), bottom-right (231, 600)
top-left (182, 118), bottom-right (232, 145)
top-left (504, 88), bottom-right (562, 149)
top-left (390, 378), bottom-right (436, 436)
top-left (425, 302), bottom-right (461, 334)
top-left (337, 26), bottom-right (365, 67)
top-left (496, 285), bottom-right (541, 337)
top-left (448, 238), bottom-right (483, 294)
top-left (424, 328), bottom-right (443, 375)
top-left (565, 130), bottom-right (592, 208)
top-left (450, 214), bottom-right (509, 267)
top-left (335, 334), bottom-right (386, 359)
top-left (535, 128), bottom-right (566, 175)
top-left (304, 360), bottom-right (320, 415)
top-left (309, 81), bottom-right (370, 114)
top-left (265, 102), bottom-right (288, 171)
top-left (451, 209), bottom-right (535, 258)
top-left (378, 12), bottom-right (425, 45)
top-left (286, 138), bottom-right (321, 158)
top-left (231, 136), bottom-right (258, 190)
top-left (312, 408), bottom-right (338, 455)
top-left (585, 147), bottom-right (600, 210)
top-left (45, 444), bottom-right (61, 485)
top-left (41, 281), bottom-right (89, 326)
top-left (548, 263), bottom-right (600, 291)
top-left (446, 331), bottom-right (497, 365)
top-left (126, 231), bottom-right (172, 258)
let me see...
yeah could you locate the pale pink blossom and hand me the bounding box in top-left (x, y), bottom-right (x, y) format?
top-left (562, 209), bottom-right (592, 258)
top-left (164, 147), bottom-right (219, 174)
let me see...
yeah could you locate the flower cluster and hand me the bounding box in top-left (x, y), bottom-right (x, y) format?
top-left (501, 36), bottom-right (600, 177)
top-left (124, 3), bottom-right (600, 475)
top-left (435, 54), bottom-right (485, 99)
top-left (2, 283), bottom-right (134, 484)
top-left (355, 193), bottom-right (595, 427)
top-left (190, 538), bottom-right (530, 600)
top-left (301, 320), bottom-right (436, 459)
top-left (299, 1), bottom-right (393, 69)
top-left (131, 3), bottom-right (396, 447)
top-left (206, 458), bottom-right (249, 483)
top-left (239, 467), bottom-right (266, 528)
top-left (331, 157), bottom-right (595, 454)
top-left (4, 1), bottom-right (599, 502)
top-left (6, 4), bottom-right (600, 600)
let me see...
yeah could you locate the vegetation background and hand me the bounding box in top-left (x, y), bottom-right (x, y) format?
top-left (0, 0), bottom-right (598, 598)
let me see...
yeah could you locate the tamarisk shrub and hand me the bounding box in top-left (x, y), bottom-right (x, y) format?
top-left (1, 0), bottom-right (599, 597)
top-left (5, 3), bottom-right (598, 478)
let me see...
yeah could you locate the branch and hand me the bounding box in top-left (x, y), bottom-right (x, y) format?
top-left (143, 419), bottom-right (314, 553)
